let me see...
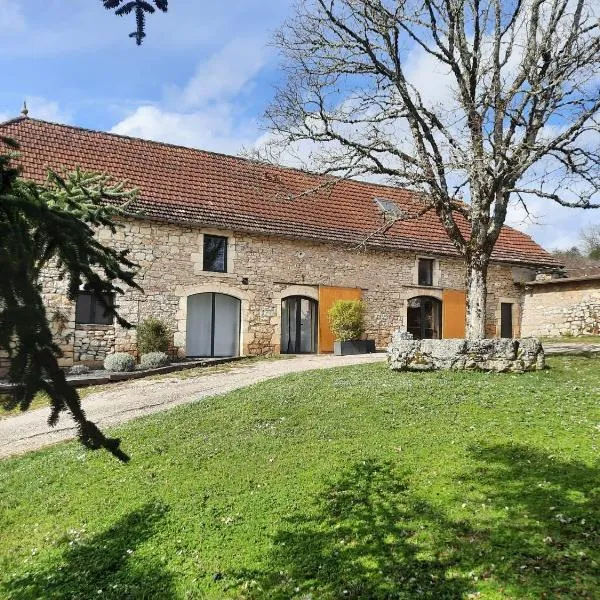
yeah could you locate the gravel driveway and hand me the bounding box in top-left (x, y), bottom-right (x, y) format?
top-left (0, 353), bottom-right (386, 459)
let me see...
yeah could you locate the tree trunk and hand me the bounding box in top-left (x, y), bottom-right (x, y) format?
top-left (465, 258), bottom-right (489, 339)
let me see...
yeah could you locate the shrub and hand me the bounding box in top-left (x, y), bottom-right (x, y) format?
top-left (104, 352), bottom-right (136, 372)
top-left (328, 300), bottom-right (366, 341)
top-left (69, 364), bottom-right (90, 376)
top-left (140, 352), bottom-right (170, 369)
top-left (136, 317), bottom-right (170, 355)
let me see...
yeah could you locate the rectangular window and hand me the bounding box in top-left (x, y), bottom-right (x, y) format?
top-left (203, 235), bottom-right (228, 273)
top-left (418, 258), bottom-right (434, 286)
top-left (75, 293), bottom-right (115, 325)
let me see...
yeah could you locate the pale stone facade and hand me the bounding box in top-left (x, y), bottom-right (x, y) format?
top-left (1, 217), bottom-right (534, 371)
top-left (521, 278), bottom-right (600, 337)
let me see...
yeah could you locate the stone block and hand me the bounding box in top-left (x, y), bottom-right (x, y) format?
top-left (388, 333), bottom-right (544, 373)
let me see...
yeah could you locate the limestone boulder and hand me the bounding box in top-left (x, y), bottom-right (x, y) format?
top-left (388, 333), bottom-right (545, 373)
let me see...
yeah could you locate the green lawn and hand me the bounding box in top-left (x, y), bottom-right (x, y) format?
top-left (0, 357), bottom-right (599, 599)
top-left (541, 335), bottom-right (600, 344)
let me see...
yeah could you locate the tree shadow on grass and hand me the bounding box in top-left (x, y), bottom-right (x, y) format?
top-left (454, 443), bottom-right (600, 599)
top-left (230, 447), bottom-right (600, 599)
top-left (230, 460), bottom-right (472, 599)
top-left (3, 502), bottom-right (175, 600)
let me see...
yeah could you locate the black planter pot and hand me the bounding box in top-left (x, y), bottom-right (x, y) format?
top-left (333, 339), bottom-right (376, 356)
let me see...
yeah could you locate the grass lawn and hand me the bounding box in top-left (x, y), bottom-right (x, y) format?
top-left (541, 335), bottom-right (600, 344)
top-left (0, 356), bottom-right (598, 599)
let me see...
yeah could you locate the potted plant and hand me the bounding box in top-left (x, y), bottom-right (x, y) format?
top-left (328, 299), bottom-right (376, 355)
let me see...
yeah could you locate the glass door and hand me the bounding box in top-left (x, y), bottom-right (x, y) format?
top-left (281, 296), bottom-right (318, 353)
top-left (186, 293), bottom-right (240, 357)
top-left (407, 296), bottom-right (442, 339)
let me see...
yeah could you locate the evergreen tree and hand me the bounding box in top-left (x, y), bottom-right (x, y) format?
top-left (0, 139), bottom-right (141, 461)
top-left (103, 0), bottom-right (168, 45)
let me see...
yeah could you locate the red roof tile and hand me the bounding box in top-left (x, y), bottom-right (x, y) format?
top-left (1, 116), bottom-right (558, 267)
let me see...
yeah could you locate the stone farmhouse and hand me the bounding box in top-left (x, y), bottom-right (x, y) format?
top-left (1, 117), bottom-right (560, 368)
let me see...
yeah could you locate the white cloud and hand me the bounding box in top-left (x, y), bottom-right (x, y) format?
top-left (0, 0), bottom-right (25, 31)
top-left (111, 37), bottom-right (268, 155)
top-left (111, 105), bottom-right (258, 155)
top-left (0, 96), bottom-right (71, 124)
top-left (24, 96), bottom-right (72, 123)
top-left (175, 37), bottom-right (267, 109)
top-left (506, 196), bottom-right (597, 251)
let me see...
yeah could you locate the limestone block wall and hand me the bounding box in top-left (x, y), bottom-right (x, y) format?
top-left (73, 326), bottom-right (116, 363)
top-left (0, 216), bottom-right (530, 373)
top-left (521, 279), bottom-right (600, 337)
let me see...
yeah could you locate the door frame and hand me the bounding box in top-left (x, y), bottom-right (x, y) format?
top-left (495, 296), bottom-right (520, 338)
top-left (175, 284), bottom-right (250, 358)
top-left (500, 302), bottom-right (514, 339)
top-left (281, 295), bottom-right (319, 354)
top-left (406, 295), bottom-right (443, 339)
top-left (185, 291), bottom-right (242, 358)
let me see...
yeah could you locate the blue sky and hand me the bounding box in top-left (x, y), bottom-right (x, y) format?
top-left (0, 0), bottom-right (594, 251)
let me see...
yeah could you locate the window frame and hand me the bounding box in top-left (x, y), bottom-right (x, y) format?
top-left (75, 292), bottom-right (115, 325)
top-left (417, 258), bottom-right (435, 287)
top-left (203, 234), bottom-right (228, 273)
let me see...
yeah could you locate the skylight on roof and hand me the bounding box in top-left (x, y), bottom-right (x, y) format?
top-left (374, 197), bottom-right (403, 219)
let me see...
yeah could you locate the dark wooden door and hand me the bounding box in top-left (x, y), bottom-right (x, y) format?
top-left (500, 303), bottom-right (513, 338)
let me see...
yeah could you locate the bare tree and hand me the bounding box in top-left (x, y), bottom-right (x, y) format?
top-left (265, 0), bottom-right (600, 338)
top-left (581, 223), bottom-right (600, 259)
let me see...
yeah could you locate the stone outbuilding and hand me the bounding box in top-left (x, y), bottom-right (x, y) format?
top-left (0, 117), bottom-right (560, 369)
top-left (521, 268), bottom-right (600, 338)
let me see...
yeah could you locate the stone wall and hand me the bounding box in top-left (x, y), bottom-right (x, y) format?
top-left (1, 217), bottom-right (530, 372)
top-left (73, 325), bottom-right (116, 365)
top-left (388, 335), bottom-right (545, 372)
top-left (521, 279), bottom-right (600, 337)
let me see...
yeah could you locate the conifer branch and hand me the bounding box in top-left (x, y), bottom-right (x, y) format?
top-left (0, 143), bottom-right (141, 461)
top-left (103, 0), bottom-right (168, 45)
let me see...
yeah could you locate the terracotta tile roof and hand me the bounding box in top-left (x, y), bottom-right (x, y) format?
top-left (1, 116), bottom-right (558, 267)
top-left (550, 255), bottom-right (600, 278)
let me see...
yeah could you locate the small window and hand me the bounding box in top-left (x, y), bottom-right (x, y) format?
top-left (418, 258), bottom-right (434, 286)
top-left (203, 235), bottom-right (228, 273)
top-left (75, 292), bottom-right (115, 325)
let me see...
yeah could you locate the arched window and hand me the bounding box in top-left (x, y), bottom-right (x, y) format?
top-left (407, 296), bottom-right (442, 339)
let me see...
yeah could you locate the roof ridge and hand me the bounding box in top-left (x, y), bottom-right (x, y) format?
top-left (0, 115), bottom-right (28, 128)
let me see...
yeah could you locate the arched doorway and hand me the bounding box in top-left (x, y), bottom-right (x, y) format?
top-left (281, 296), bottom-right (318, 354)
top-left (186, 293), bottom-right (241, 357)
top-left (407, 296), bottom-right (442, 339)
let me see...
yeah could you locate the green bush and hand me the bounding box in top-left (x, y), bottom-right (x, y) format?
top-left (328, 299), bottom-right (366, 341)
top-left (136, 317), bottom-right (170, 355)
top-left (140, 352), bottom-right (170, 369)
top-left (104, 352), bottom-right (136, 372)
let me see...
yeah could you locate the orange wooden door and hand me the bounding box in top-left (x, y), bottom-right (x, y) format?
top-left (318, 286), bottom-right (362, 352)
top-left (442, 289), bottom-right (466, 338)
